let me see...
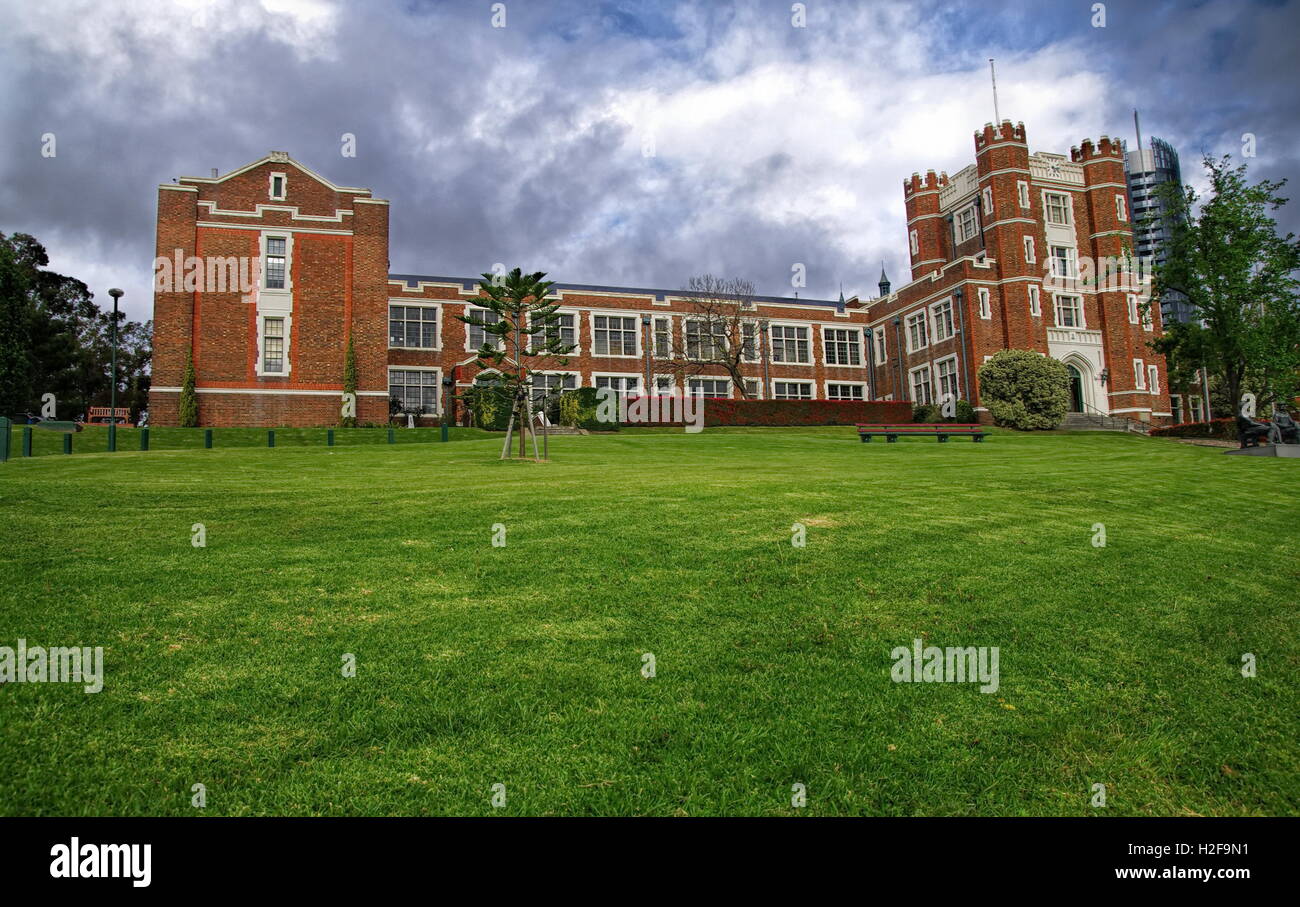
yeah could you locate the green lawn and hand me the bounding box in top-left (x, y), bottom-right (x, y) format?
top-left (0, 427), bottom-right (1296, 816)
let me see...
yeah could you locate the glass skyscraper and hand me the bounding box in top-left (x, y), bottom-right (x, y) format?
top-left (1124, 137), bottom-right (1193, 324)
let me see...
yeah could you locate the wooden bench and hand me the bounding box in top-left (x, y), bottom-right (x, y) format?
top-left (856, 422), bottom-right (986, 443)
top-left (86, 407), bottom-right (132, 427)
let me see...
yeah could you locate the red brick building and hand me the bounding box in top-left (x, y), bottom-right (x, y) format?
top-left (863, 121), bottom-right (1171, 424)
top-left (149, 123), bottom-right (1170, 427)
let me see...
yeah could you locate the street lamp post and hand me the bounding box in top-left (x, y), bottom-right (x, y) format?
top-left (108, 288), bottom-right (123, 452)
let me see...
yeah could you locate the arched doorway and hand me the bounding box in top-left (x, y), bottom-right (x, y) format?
top-left (1067, 364), bottom-right (1085, 413)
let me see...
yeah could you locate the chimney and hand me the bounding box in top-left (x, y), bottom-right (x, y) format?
top-left (210, 168), bottom-right (218, 178)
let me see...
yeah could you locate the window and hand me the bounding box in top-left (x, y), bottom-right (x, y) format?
top-left (978, 287), bottom-right (991, 320)
top-left (982, 188), bottom-right (994, 218)
top-left (389, 304), bottom-right (438, 349)
top-left (936, 357), bottom-right (960, 402)
top-left (1127, 294), bottom-right (1139, 325)
top-left (466, 307), bottom-right (503, 350)
top-left (388, 368), bottom-right (439, 414)
top-left (1189, 396), bottom-right (1204, 421)
top-left (264, 236), bottom-right (286, 289)
top-left (687, 378), bottom-right (730, 398)
top-left (1017, 181), bottom-right (1030, 209)
top-left (910, 366), bottom-right (932, 405)
top-left (1044, 192), bottom-right (1070, 225)
top-left (1115, 194), bottom-right (1128, 223)
top-left (773, 381), bottom-right (812, 400)
top-left (654, 376), bottom-right (674, 394)
top-left (823, 328), bottom-right (861, 365)
top-left (685, 319), bottom-right (727, 360)
top-left (1051, 246), bottom-right (1077, 280)
top-left (827, 383), bottom-right (864, 401)
top-left (930, 300), bottom-right (954, 342)
top-left (530, 312), bottom-right (576, 353)
top-left (1141, 302), bottom-right (1153, 331)
top-left (741, 322), bottom-right (759, 361)
top-left (262, 317), bottom-right (285, 373)
top-left (595, 374), bottom-right (640, 395)
top-left (1023, 236), bottom-right (1035, 264)
top-left (593, 315), bottom-right (638, 356)
top-left (269, 173), bottom-right (286, 200)
top-left (1147, 365), bottom-right (1160, 395)
top-left (1171, 395), bottom-right (1183, 423)
top-left (531, 372), bottom-right (577, 405)
top-left (909, 229), bottom-right (919, 256)
top-left (743, 378), bottom-right (761, 399)
top-left (770, 325), bottom-right (810, 363)
top-left (905, 311), bottom-right (928, 352)
top-left (1133, 358), bottom-right (1146, 390)
top-left (1055, 294), bottom-right (1083, 328)
top-left (653, 317), bottom-right (671, 358)
top-left (956, 204), bottom-right (979, 242)
top-left (873, 329), bottom-right (887, 365)
top-left (1028, 284), bottom-right (1041, 317)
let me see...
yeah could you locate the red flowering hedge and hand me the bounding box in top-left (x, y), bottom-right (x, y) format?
top-left (1150, 418), bottom-right (1236, 440)
top-left (633, 399), bottom-right (913, 427)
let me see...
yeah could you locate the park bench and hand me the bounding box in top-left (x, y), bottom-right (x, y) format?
top-left (86, 407), bottom-right (132, 427)
top-left (856, 422), bottom-right (986, 443)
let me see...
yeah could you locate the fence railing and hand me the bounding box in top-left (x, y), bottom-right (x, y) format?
top-left (0, 421), bottom-right (488, 461)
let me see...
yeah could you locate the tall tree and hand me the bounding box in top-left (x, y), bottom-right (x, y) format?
top-left (1152, 156), bottom-right (1300, 411)
top-left (0, 235), bottom-right (33, 417)
top-left (661, 275), bottom-right (761, 398)
top-left (458, 268), bottom-right (573, 459)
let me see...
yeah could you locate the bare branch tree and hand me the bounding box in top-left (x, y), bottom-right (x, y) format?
top-left (660, 274), bottom-right (761, 398)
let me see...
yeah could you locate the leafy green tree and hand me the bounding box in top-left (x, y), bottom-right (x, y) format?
top-left (178, 350), bottom-right (198, 427)
top-left (458, 268), bottom-right (574, 459)
top-left (0, 235), bottom-right (33, 417)
top-left (977, 349), bottom-right (1070, 430)
top-left (1152, 156), bottom-right (1300, 410)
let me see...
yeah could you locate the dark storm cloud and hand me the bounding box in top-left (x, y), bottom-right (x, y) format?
top-left (1, 0), bottom-right (1298, 325)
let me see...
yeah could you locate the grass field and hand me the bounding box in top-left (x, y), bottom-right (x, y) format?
top-left (0, 426), bottom-right (1296, 816)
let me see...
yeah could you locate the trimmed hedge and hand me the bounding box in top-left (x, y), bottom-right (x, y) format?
top-left (1150, 418), bottom-right (1236, 440)
top-left (631, 399), bottom-right (912, 427)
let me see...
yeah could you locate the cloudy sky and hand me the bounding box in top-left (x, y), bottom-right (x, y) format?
top-left (2, 0), bottom-right (1298, 323)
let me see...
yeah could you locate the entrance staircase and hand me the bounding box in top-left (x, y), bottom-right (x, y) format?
top-left (1060, 412), bottom-right (1149, 434)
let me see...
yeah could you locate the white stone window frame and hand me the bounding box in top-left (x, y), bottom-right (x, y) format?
top-left (1116, 194), bottom-right (1128, 223)
top-left (873, 327), bottom-right (887, 366)
top-left (269, 171), bottom-right (287, 201)
top-left (1127, 294), bottom-right (1140, 325)
top-left (464, 305), bottom-right (506, 353)
top-left (909, 229), bottom-right (919, 256)
top-left (388, 300), bottom-right (442, 351)
top-left (591, 371), bottom-right (644, 394)
top-left (1133, 358), bottom-right (1147, 390)
top-left (769, 322), bottom-right (811, 365)
top-left (1147, 364), bottom-right (1160, 395)
top-left (956, 203), bottom-right (979, 243)
top-left (934, 353), bottom-right (961, 402)
top-left (929, 297), bottom-right (956, 342)
top-left (908, 363), bottom-right (933, 405)
top-left (1023, 235), bottom-right (1036, 264)
top-left (683, 316), bottom-right (728, 362)
top-left (387, 366), bottom-right (442, 416)
top-left (529, 307), bottom-right (581, 355)
top-left (822, 326), bottom-right (863, 367)
top-left (1042, 189), bottom-right (1072, 227)
top-left (256, 312), bottom-right (291, 378)
top-left (1028, 284), bottom-right (1042, 317)
top-left (825, 381), bottom-right (867, 401)
top-left (588, 311), bottom-right (642, 359)
top-left (686, 375), bottom-right (732, 399)
top-left (1017, 180), bottom-right (1030, 209)
top-left (905, 310), bottom-right (929, 353)
top-left (1052, 292), bottom-right (1086, 329)
top-left (260, 230), bottom-right (293, 293)
top-left (770, 378), bottom-right (814, 401)
top-left (977, 287), bottom-right (991, 320)
top-left (982, 187), bottom-right (994, 221)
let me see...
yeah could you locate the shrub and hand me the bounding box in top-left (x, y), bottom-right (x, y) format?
top-left (340, 335), bottom-right (358, 428)
top-left (178, 351), bottom-right (198, 428)
top-left (461, 386), bottom-right (512, 431)
top-left (557, 391), bottom-right (581, 427)
top-left (573, 387), bottom-right (619, 431)
top-left (977, 350), bottom-right (1070, 430)
top-left (955, 399), bottom-right (977, 423)
top-left (1150, 418), bottom-right (1236, 440)
top-left (912, 403), bottom-right (938, 423)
